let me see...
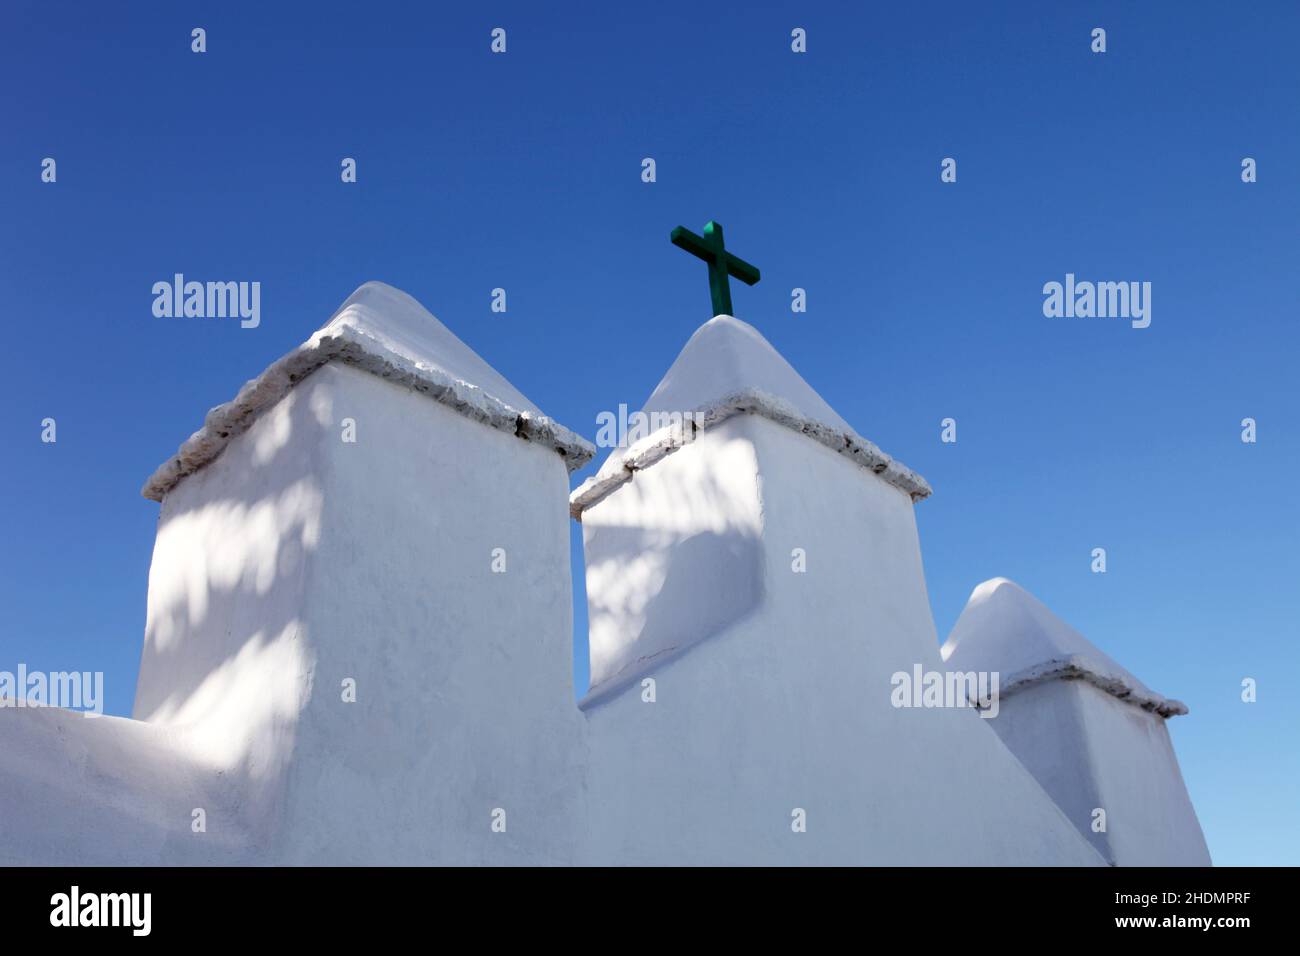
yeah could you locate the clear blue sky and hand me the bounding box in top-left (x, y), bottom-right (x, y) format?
top-left (2, 1), bottom-right (1296, 865)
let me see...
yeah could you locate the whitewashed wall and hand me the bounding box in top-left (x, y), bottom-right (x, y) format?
top-left (136, 363), bottom-right (587, 864)
top-left (0, 290), bottom-right (1208, 866)
top-left (579, 416), bottom-right (1104, 865)
top-left (985, 681), bottom-right (1211, 865)
top-left (943, 577), bottom-right (1211, 865)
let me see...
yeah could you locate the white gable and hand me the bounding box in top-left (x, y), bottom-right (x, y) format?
top-left (0, 284), bottom-right (1206, 867)
top-left (573, 314), bottom-right (930, 517)
top-left (143, 281), bottom-right (594, 502)
top-left (643, 314), bottom-right (854, 433)
top-left (321, 281), bottom-right (543, 415)
top-left (942, 577), bottom-right (1187, 717)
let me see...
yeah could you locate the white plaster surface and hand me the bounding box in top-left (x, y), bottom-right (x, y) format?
top-left (0, 290), bottom-right (1207, 866)
top-left (143, 281), bottom-right (594, 502)
top-left (6, 285), bottom-right (593, 865)
top-left (638, 314), bottom-right (855, 437)
top-left (0, 708), bottom-right (250, 865)
top-left (943, 578), bottom-right (1187, 716)
top-left (136, 362), bottom-right (589, 863)
top-left (572, 315), bottom-right (930, 518)
top-left (943, 578), bottom-right (1210, 864)
top-left (580, 415), bottom-right (1103, 864)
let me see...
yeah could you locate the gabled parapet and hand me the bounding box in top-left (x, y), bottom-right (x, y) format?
top-left (0, 284), bottom-right (1207, 866)
top-left (943, 577), bottom-right (1187, 717)
top-left (573, 315), bottom-right (931, 699)
top-left (569, 317), bottom-right (929, 521)
top-left (143, 281), bottom-right (593, 502)
top-left (942, 578), bottom-right (1211, 865)
top-left (574, 317), bottom-right (1106, 865)
top-left (130, 282), bottom-right (591, 863)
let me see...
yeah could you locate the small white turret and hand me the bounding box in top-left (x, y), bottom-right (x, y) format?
top-left (943, 577), bottom-right (1211, 865)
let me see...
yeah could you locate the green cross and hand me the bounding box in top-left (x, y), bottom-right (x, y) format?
top-left (671, 220), bottom-right (761, 317)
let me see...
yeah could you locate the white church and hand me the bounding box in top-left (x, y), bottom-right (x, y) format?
top-left (0, 280), bottom-right (1210, 866)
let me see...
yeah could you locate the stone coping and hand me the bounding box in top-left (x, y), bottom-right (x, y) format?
top-left (143, 324), bottom-right (596, 502)
top-left (569, 387), bottom-right (931, 519)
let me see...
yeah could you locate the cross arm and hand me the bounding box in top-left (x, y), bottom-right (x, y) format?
top-left (725, 253), bottom-right (760, 286)
top-left (670, 226), bottom-right (715, 262)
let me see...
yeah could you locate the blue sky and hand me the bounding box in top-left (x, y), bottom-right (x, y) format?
top-left (1, 1), bottom-right (1296, 865)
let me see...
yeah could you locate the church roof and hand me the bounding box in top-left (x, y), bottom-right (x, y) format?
top-left (142, 282), bottom-right (595, 501)
top-left (941, 577), bottom-right (1188, 717)
top-left (570, 314), bottom-right (930, 518)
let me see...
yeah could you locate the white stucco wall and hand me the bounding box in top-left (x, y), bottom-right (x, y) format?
top-left (3, 350), bottom-right (587, 866)
top-left (0, 292), bottom-right (1211, 866)
top-left (0, 708), bottom-right (249, 865)
top-left (579, 415), bottom-right (1105, 865)
top-left (943, 577), bottom-right (1210, 865)
top-left (134, 370), bottom-right (327, 844)
top-left (133, 362), bottom-right (586, 863)
top-left (269, 363), bottom-right (586, 864)
top-left (987, 680), bottom-right (1211, 866)
top-left (582, 419), bottom-right (767, 700)
top-left (0, 366), bottom-right (333, 866)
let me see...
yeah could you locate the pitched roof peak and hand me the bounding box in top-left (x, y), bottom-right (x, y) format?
top-left (142, 282), bottom-right (594, 501)
top-left (642, 313), bottom-right (853, 434)
top-left (569, 314), bottom-right (931, 518)
top-left (942, 577), bottom-right (1187, 717)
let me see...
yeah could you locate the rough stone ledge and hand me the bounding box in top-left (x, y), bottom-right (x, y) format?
top-left (568, 387), bottom-right (932, 520)
top-left (142, 324), bottom-right (596, 502)
top-left (989, 655), bottom-right (1189, 718)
